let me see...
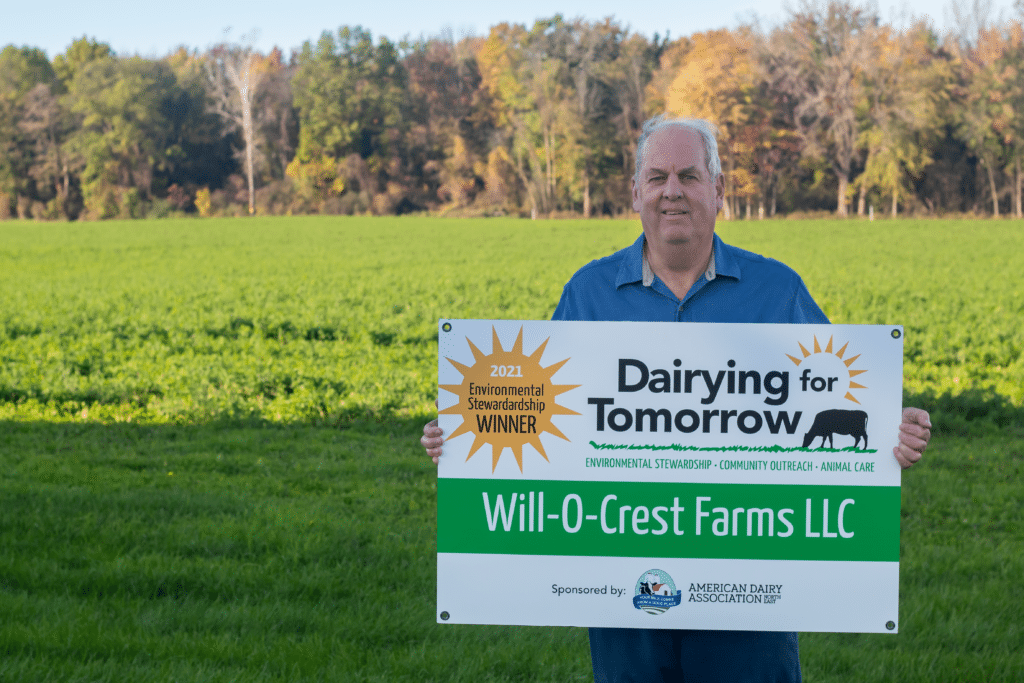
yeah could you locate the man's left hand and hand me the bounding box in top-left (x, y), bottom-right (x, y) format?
top-left (894, 407), bottom-right (931, 469)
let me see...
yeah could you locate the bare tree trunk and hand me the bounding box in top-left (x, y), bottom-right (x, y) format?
top-left (985, 160), bottom-right (999, 217)
top-left (891, 187), bottom-right (897, 217)
top-left (837, 174), bottom-right (849, 217)
top-left (550, 129), bottom-right (556, 211)
top-left (583, 167), bottom-right (591, 218)
top-left (857, 183), bottom-right (866, 216)
top-left (544, 126), bottom-right (554, 211)
top-left (279, 110), bottom-right (291, 178)
top-left (1016, 157), bottom-right (1022, 218)
top-left (745, 195), bottom-right (751, 220)
top-left (514, 146), bottom-right (539, 220)
top-left (229, 55), bottom-right (259, 216)
top-left (242, 90), bottom-right (255, 215)
top-left (207, 45), bottom-right (263, 217)
top-left (723, 149), bottom-right (733, 220)
top-left (730, 151), bottom-right (739, 219)
top-left (770, 180), bottom-right (777, 217)
top-left (542, 130), bottom-right (549, 210)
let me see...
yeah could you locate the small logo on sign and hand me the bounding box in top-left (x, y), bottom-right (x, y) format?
top-left (633, 569), bottom-right (682, 615)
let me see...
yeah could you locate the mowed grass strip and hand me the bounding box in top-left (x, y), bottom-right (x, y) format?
top-left (1, 216), bottom-right (1022, 681)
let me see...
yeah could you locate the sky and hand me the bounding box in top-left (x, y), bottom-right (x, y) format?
top-left (2, 0), bottom-right (1015, 59)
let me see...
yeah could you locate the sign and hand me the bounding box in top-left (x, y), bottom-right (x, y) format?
top-left (436, 320), bottom-right (904, 633)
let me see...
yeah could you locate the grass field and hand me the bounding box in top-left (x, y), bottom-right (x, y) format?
top-left (1, 216), bottom-right (1022, 681)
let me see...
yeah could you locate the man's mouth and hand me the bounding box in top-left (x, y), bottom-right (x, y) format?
top-left (662, 209), bottom-right (688, 215)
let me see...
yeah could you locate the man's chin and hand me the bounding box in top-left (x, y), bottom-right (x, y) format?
top-left (660, 227), bottom-right (704, 243)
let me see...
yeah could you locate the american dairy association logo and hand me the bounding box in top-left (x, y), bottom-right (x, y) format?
top-left (633, 569), bottom-right (682, 615)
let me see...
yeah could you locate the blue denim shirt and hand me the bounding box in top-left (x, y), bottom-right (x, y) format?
top-left (552, 233), bottom-right (829, 325)
top-left (552, 231), bottom-right (824, 683)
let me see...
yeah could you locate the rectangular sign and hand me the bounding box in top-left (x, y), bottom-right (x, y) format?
top-left (436, 320), bottom-right (904, 633)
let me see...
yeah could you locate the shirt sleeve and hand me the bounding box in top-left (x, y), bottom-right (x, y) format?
top-left (789, 277), bottom-right (830, 324)
top-left (551, 284), bottom-right (575, 321)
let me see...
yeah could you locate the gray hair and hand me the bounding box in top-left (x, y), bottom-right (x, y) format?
top-left (634, 115), bottom-right (722, 184)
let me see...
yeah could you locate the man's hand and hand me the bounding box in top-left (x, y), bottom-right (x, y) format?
top-left (421, 419), bottom-right (444, 465)
top-left (894, 407), bottom-right (931, 469)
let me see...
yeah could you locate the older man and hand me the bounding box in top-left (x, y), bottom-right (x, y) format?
top-left (422, 115), bottom-right (931, 682)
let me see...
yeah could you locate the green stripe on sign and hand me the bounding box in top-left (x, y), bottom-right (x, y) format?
top-left (438, 479), bottom-right (900, 562)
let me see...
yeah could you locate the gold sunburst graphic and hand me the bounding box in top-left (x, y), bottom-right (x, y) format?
top-left (786, 334), bottom-right (868, 403)
top-left (440, 326), bottom-right (579, 472)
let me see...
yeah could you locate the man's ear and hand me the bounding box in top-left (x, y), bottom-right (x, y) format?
top-left (631, 177), bottom-right (642, 213)
top-left (714, 173), bottom-right (725, 212)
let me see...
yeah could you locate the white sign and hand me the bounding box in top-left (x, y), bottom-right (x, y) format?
top-left (436, 320), bottom-right (904, 633)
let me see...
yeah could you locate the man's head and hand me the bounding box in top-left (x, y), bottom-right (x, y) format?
top-left (631, 116), bottom-right (725, 265)
top-left (634, 116), bottom-right (722, 186)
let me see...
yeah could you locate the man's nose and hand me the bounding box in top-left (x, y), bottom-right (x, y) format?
top-left (662, 174), bottom-right (683, 198)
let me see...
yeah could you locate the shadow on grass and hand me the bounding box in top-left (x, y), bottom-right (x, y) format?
top-left (0, 411), bottom-right (441, 630)
top-left (905, 387), bottom-right (1023, 437)
top-left (0, 411), bottom-right (601, 681)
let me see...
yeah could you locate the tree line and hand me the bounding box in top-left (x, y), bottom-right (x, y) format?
top-left (2, 1), bottom-right (1023, 221)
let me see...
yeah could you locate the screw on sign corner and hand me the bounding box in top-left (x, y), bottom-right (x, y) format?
top-left (440, 611), bottom-right (450, 621)
top-left (891, 329), bottom-right (901, 339)
top-left (442, 322), bottom-right (452, 333)
top-left (886, 621), bottom-right (896, 631)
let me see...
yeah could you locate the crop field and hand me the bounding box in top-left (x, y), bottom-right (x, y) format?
top-left (0, 216), bottom-right (1022, 681)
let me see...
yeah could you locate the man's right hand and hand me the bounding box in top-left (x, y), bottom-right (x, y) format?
top-left (421, 419), bottom-right (444, 465)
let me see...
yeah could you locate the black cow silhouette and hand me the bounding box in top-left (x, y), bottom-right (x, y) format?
top-left (802, 409), bottom-right (869, 449)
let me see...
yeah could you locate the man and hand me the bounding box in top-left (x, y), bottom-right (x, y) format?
top-left (421, 115), bottom-right (931, 682)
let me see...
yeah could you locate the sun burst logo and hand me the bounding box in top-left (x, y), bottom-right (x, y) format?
top-left (440, 326), bottom-right (579, 472)
top-left (786, 334), bottom-right (868, 403)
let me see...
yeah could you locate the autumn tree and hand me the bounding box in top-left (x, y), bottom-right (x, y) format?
top-left (997, 22), bottom-right (1024, 216)
top-left (854, 23), bottom-right (951, 216)
top-left (953, 25), bottom-right (1018, 216)
top-left (766, 0), bottom-right (878, 216)
top-left (402, 35), bottom-right (494, 212)
top-left (477, 21), bottom-right (545, 216)
top-left (254, 48), bottom-right (297, 182)
top-left (523, 18), bottom-right (569, 215)
top-left (664, 28), bottom-right (760, 219)
top-left (607, 32), bottom-right (663, 206)
top-left (477, 17), bottom-right (647, 217)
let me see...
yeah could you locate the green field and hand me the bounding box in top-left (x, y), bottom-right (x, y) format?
top-left (1, 216), bottom-right (1022, 681)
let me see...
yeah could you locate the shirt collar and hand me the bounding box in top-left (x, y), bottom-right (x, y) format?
top-left (641, 240), bottom-right (717, 286)
top-left (616, 232), bottom-right (740, 290)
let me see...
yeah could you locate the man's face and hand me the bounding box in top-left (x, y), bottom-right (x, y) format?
top-left (631, 126), bottom-right (725, 257)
